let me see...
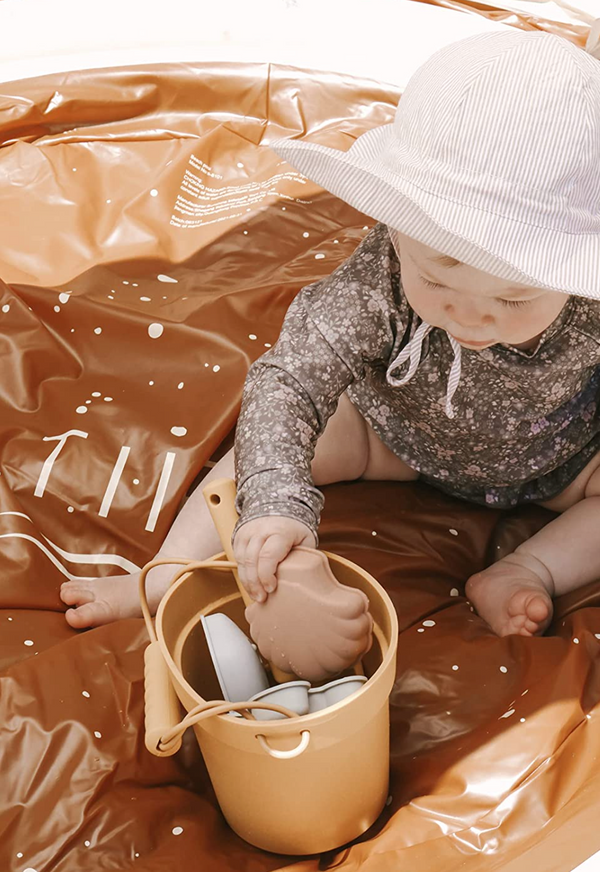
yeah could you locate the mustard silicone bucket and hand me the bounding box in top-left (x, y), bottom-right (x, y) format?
top-left (141, 551), bottom-right (398, 855)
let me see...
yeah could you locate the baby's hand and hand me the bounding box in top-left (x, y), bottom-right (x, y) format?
top-left (232, 516), bottom-right (317, 603)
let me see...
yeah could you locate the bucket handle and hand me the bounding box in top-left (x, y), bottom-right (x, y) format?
top-left (256, 731), bottom-right (311, 759)
top-left (139, 557), bottom-right (311, 759)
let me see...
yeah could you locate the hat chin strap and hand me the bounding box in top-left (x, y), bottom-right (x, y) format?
top-left (386, 321), bottom-right (462, 419)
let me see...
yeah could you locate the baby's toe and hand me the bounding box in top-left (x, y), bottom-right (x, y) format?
top-left (525, 594), bottom-right (550, 624)
top-left (65, 600), bottom-right (115, 629)
top-left (523, 617), bottom-right (540, 635)
top-left (60, 584), bottom-right (95, 607)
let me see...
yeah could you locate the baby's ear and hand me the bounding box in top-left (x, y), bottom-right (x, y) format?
top-left (585, 20), bottom-right (600, 61)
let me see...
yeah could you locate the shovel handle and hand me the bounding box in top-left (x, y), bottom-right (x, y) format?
top-left (202, 478), bottom-right (252, 608)
top-left (202, 478), bottom-right (297, 684)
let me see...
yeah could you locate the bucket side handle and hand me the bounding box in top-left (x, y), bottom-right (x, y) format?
top-left (256, 731), bottom-right (311, 759)
top-left (149, 699), bottom-right (310, 758)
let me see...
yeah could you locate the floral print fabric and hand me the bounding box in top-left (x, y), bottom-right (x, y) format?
top-left (233, 223), bottom-right (600, 542)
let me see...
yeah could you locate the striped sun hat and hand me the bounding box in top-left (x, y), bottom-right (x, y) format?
top-left (271, 29), bottom-right (600, 299)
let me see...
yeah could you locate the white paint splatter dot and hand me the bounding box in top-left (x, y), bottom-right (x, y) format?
top-left (91, 392), bottom-right (101, 397)
top-left (204, 363), bottom-right (209, 367)
top-left (371, 531), bottom-right (377, 536)
top-left (449, 528), bottom-right (458, 536)
top-left (178, 382), bottom-right (184, 389)
top-left (243, 230), bottom-right (249, 235)
top-left (71, 328), bottom-right (75, 332)
top-left (84, 840), bottom-right (91, 847)
top-left (596, 634), bottom-right (600, 640)
top-left (24, 640), bottom-right (34, 646)
top-left (85, 400), bottom-right (92, 404)
top-left (122, 281), bottom-right (129, 285)
top-left (574, 638), bottom-right (580, 644)
top-left (237, 162), bottom-right (244, 168)
top-left (82, 691), bottom-right (90, 698)
top-left (157, 274), bottom-right (178, 283)
top-left (450, 588), bottom-right (459, 597)
top-left (264, 343), bottom-right (272, 348)
top-left (108, 295), bottom-right (114, 300)
top-left (171, 426), bottom-right (188, 438)
top-left (104, 397), bottom-right (113, 402)
top-left (315, 253), bottom-right (325, 259)
top-left (500, 666), bottom-right (508, 673)
top-left (303, 232), bottom-right (310, 238)
top-left (423, 620), bottom-right (436, 628)
top-left (94, 327), bottom-right (102, 335)
top-left (149, 380), bottom-right (154, 386)
top-left (2, 304), bottom-right (10, 313)
top-left (54, 305), bottom-right (61, 313)
top-left (132, 283), bottom-right (138, 287)
top-left (212, 365), bottom-right (220, 373)
top-left (8, 617), bottom-right (13, 621)
top-left (363, 225), bottom-right (369, 230)
top-left (150, 189), bottom-right (158, 197)
top-left (587, 714), bottom-right (592, 720)
top-left (133, 478), bottom-right (140, 485)
top-left (334, 239), bottom-right (339, 244)
top-left (140, 297), bottom-right (152, 302)
top-left (521, 689), bottom-right (529, 696)
top-left (172, 826), bottom-right (183, 836)
top-left (520, 718), bottom-right (526, 723)
top-left (67, 506), bottom-right (74, 513)
top-left (135, 852), bottom-right (140, 858)
top-left (385, 795), bottom-right (393, 806)
top-left (417, 628), bottom-right (425, 633)
top-left (76, 406), bottom-right (88, 414)
top-left (452, 665), bottom-right (459, 671)
top-left (281, 206), bottom-right (286, 211)
top-left (249, 334), bottom-right (257, 340)
top-left (59, 293), bottom-right (70, 304)
top-left (72, 168), bottom-right (77, 172)
top-left (106, 199), bottom-right (112, 204)
top-left (500, 709), bottom-right (515, 719)
top-left (148, 323), bottom-right (164, 339)
top-left (94, 731), bottom-right (102, 738)
top-left (16, 852), bottom-right (23, 858)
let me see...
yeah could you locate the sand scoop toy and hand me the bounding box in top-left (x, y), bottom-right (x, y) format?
top-left (203, 477), bottom-right (374, 683)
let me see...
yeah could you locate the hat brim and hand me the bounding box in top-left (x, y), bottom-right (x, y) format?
top-left (271, 129), bottom-right (600, 298)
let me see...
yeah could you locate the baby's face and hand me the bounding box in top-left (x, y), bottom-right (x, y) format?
top-left (395, 233), bottom-right (569, 350)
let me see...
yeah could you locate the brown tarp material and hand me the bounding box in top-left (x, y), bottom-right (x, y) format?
top-left (409, 0), bottom-right (593, 43)
top-left (2, 18), bottom-right (600, 872)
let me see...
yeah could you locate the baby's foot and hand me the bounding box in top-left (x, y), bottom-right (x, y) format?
top-left (465, 552), bottom-right (554, 637)
top-left (60, 562), bottom-right (177, 629)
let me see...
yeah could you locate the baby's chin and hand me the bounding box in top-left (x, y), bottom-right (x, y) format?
top-left (446, 333), bottom-right (497, 349)
top-left (446, 332), bottom-right (539, 351)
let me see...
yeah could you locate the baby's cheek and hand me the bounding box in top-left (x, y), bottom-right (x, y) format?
top-left (404, 286), bottom-right (436, 322)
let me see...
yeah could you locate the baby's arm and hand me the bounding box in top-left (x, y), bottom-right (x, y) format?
top-left (233, 224), bottom-right (401, 595)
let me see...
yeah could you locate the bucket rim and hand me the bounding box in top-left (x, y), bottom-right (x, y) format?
top-left (155, 549), bottom-right (399, 731)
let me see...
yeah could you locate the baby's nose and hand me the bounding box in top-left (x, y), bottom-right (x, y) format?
top-left (444, 302), bottom-right (493, 329)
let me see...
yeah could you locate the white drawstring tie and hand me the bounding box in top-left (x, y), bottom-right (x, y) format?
top-left (386, 322), bottom-right (463, 419)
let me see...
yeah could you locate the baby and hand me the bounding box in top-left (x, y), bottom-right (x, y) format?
top-left (61, 29), bottom-right (600, 638)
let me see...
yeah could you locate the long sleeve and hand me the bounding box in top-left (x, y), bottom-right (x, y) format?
top-left (232, 223), bottom-right (404, 543)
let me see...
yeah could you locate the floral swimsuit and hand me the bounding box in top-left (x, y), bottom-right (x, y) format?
top-left (233, 223), bottom-right (600, 542)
